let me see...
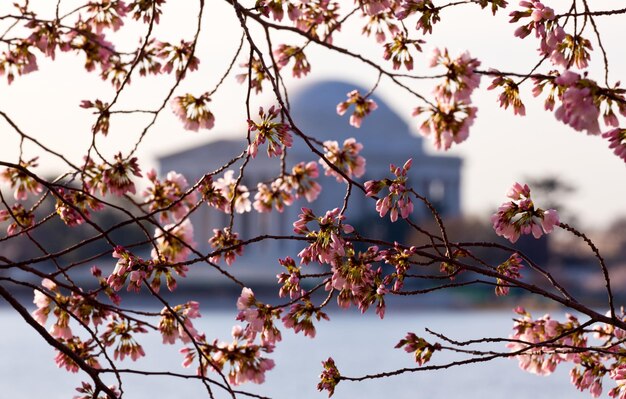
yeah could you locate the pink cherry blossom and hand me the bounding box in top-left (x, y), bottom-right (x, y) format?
top-left (366, 159), bottom-right (414, 222)
top-left (171, 92), bottom-right (215, 131)
top-left (603, 128), bottom-right (626, 163)
top-left (215, 170), bottom-right (252, 214)
top-left (151, 219), bottom-right (195, 263)
top-left (283, 161), bottom-right (322, 202)
top-left (253, 179), bottom-right (294, 213)
top-left (336, 90), bottom-right (378, 128)
top-left (320, 138), bottom-right (366, 182)
top-left (0, 157), bottom-right (43, 201)
top-left (248, 106), bottom-right (292, 158)
top-left (492, 182), bottom-right (559, 243)
top-left (209, 228), bottom-right (243, 266)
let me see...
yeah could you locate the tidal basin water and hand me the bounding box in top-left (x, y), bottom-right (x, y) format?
top-left (1, 307), bottom-right (599, 399)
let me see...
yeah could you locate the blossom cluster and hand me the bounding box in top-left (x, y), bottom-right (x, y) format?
top-left (248, 106), bottom-right (293, 158)
top-left (180, 323), bottom-right (276, 385)
top-left (491, 182), bottom-right (559, 243)
top-left (151, 219), bottom-right (196, 264)
top-left (209, 228), bottom-right (243, 266)
top-left (0, 203), bottom-right (35, 235)
top-left (276, 257), bottom-right (303, 299)
top-left (214, 170), bottom-right (252, 214)
top-left (508, 307), bottom-right (587, 377)
top-left (109, 245), bottom-right (189, 293)
top-left (415, 49), bottom-right (480, 150)
top-left (510, 1), bottom-right (591, 70)
top-left (236, 57), bottom-right (268, 93)
top-left (282, 299), bottom-right (330, 338)
top-left (320, 138), bottom-right (366, 182)
top-left (143, 169), bottom-right (197, 223)
top-left (317, 357), bottom-right (341, 397)
top-left (171, 92), bottom-right (215, 131)
top-left (101, 317), bottom-right (148, 361)
top-left (365, 159), bottom-right (414, 222)
top-left (382, 31), bottom-right (424, 70)
top-left (532, 70), bottom-right (626, 156)
top-left (0, 157), bottom-right (42, 200)
top-left (158, 301), bottom-right (201, 344)
top-left (211, 162), bottom-right (322, 218)
top-left (381, 244), bottom-right (418, 291)
top-left (494, 253), bottom-right (524, 296)
top-left (273, 44), bottom-right (311, 78)
top-left (83, 153), bottom-right (142, 197)
top-left (30, 277), bottom-right (152, 371)
top-left (361, 11), bottom-right (400, 43)
top-left (293, 207), bottom-right (354, 265)
top-left (236, 288), bottom-right (283, 347)
top-left (328, 245), bottom-right (387, 318)
top-left (395, 332), bottom-right (441, 366)
top-left (336, 89), bottom-right (378, 128)
top-left (253, 179), bottom-right (294, 213)
top-left (508, 308), bottom-right (626, 398)
top-left (54, 188), bottom-right (104, 227)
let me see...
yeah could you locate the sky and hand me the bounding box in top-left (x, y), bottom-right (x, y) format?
top-left (0, 0), bottom-right (625, 229)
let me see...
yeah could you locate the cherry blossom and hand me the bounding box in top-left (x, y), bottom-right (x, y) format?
top-left (365, 159), bottom-right (414, 222)
top-left (495, 253), bottom-right (524, 296)
top-left (236, 58), bottom-right (268, 93)
top-left (414, 101), bottom-right (477, 150)
top-left (80, 99), bottom-right (111, 136)
top-left (395, 332), bottom-right (441, 366)
top-left (488, 75), bottom-right (526, 116)
top-left (55, 189), bottom-right (104, 227)
top-left (508, 308), bottom-right (586, 377)
top-left (273, 44), bottom-right (311, 78)
top-left (55, 337), bottom-right (101, 373)
top-left (362, 12), bottom-right (400, 43)
top-left (553, 71), bottom-right (601, 134)
top-left (336, 89), bottom-right (378, 128)
top-left (151, 219), bottom-right (195, 263)
top-left (395, 0), bottom-right (441, 34)
top-left (0, 157), bottom-right (43, 200)
top-left (84, 1), bottom-right (128, 33)
top-left (282, 300), bottom-right (329, 338)
top-left (156, 40), bottom-right (199, 79)
top-left (253, 179), bottom-right (294, 213)
top-left (0, 203), bottom-right (34, 235)
top-left (430, 48), bottom-right (481, 102)
top-left (283, 161), bottom-right (322, 202)
top-left (319, 138), bottom-right (366, 182)
top-left (491, 182), bottom-right (559, 243)
top-left (171, 92), bottom-right (215, 131)
top-left (209, 228), bottom-right (243, 266)
top-left (277, 257), bottom-right (303, 299)
top-left (200, 175), bottom-right (229, 211)
top-left (382, 32), bottom-right (423, 70)
top-left (101, 317), bottom-right (147, 361)
top-left (143, 169), bottom-right (197, 223)
top-left (214, 170), bottom-right (252, 214)
top-left (293, 208), bottom-right (354, 265)
top-left (317, 357), bottom-right (341, 397)
top-left (603, 128), bottom-right (626, 163)
top-left (248, 106), bottom-right (292, 158)
top-left (158, 301), bottom-right (201, 344)
top-left (84, 153), bottom-right (142, 196)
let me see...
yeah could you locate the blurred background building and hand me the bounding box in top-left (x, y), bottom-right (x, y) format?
top-left (159, 80), bottom-right (462, 256)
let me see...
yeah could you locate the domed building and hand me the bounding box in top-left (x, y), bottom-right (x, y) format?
top-left (158, 81), bottom-right (462, 285)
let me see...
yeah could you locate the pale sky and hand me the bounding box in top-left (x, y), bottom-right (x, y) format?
top-left (0, 0), bottom-right (624, 229)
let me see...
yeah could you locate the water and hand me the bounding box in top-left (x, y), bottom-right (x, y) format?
top-left (0, 307), bottom-right (598, 399)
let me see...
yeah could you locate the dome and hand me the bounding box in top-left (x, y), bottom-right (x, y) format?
top-left (289, 80), bottom-right (424, 156)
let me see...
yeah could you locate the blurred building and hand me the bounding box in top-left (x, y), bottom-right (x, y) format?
top-left (158, 81), bottom-right (462, 285)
